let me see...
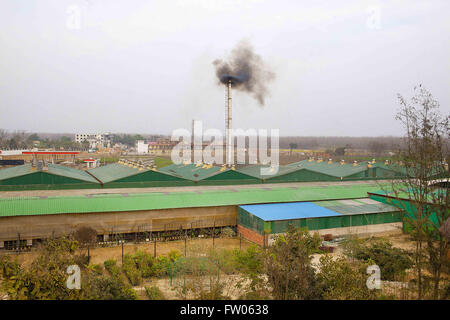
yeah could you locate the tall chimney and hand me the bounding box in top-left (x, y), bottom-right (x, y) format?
top-left (226, 80), bottom-right (233, 166)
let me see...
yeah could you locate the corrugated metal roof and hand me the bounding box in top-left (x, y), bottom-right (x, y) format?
top-left (159, 163), bottom-right (222, 181)
top-left (88, 163), bottom-right (143, 183)
top-left (238, 197), bottom-right (400, 221)
top-left (236, 165), bottom-right (300, 179)
top-left (47, 164), bottom-right (99, 183)
top-left (0, 164), bottom-right (33, 180)
top-left (0, 164), bottom-right (98, 184)
top-left (288, 160), bottom-right (368, 178)
top-left (314, 198), bottom-right (400, 215)
top-left (239, 202), bottom-right (340, 220)
top-left (0, 183), bottom-right (385, 217)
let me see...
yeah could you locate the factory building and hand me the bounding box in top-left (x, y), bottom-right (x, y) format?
top-left (75, 133), bottom-right (112, 149)
top-left (238, 198), bottom-right (402, 246)
top-left (0, 160), bottom-right (415, 191)
top-left (0, 182), bottom-right (397, 249)
top-left (0, 163), bottom-right (99, 190)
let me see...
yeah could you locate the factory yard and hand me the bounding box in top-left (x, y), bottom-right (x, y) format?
top-left (7, 230), bottom-right (420, 301)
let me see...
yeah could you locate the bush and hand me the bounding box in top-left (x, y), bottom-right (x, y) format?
top-left (122, 254), bottom-right (142, 286)
top-left (88, 263), bottom-right (104, 275)
top-left (317, 255), bottom-right (378, 300)
top-left (344, 238), bottom-right (413, 281)
top-left (104, 259), bottom-right (122, 279)
top-left (84, 274), bottom-right (138, 300)
top-left (221, 227), bottom-right (236, 238)
top-left (144, 286), bottom-right (165, 300)
top-left (133, 250), bottom-right (156, 278)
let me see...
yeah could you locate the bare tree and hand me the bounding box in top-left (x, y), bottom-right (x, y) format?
top-left (0, 129), bottom-right (8, 149)
top-left (388, 85), bottom-right (449, 299)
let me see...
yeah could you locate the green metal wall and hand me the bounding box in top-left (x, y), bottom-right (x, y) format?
top-left (266, 169), bottom-right (339, 183)
top-left (237, 207), bottom-right (265, 234)
top-left (238, 207), bottom-right (403, 236)
top-left (368, 193), bottom-right (448, 233)
top-left (0, 172), bottom-right (99, 190)
top-left (199, 170), bottom-right (262, 186)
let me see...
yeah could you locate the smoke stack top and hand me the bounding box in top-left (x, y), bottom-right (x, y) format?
top-left (213, 40), bottom-right (275, 106)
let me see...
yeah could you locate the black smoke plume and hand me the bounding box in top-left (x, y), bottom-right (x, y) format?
top-left (213, 40), bottom-right (275, 106)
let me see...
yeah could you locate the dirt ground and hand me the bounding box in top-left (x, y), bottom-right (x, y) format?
top-left (11, 237), bottom-right (254, 268)
top-left (6, 231), bottom-right (425, 300)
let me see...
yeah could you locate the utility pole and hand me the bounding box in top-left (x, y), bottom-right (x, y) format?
top-left (213, 221), bottom-right (215, 248)
top-left (121, 241), bottom-right (124, 264)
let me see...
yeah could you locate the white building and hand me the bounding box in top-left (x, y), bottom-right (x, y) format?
top-left (75, 133), bottom-right (112, 149)
top-left (136, 140), bottom-right (149, 154)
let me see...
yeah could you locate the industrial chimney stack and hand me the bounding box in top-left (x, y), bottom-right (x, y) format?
top-left (226, 80), bottom-right (232, 166)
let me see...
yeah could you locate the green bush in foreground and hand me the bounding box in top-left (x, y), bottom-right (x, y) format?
top-left (144, 286), bottom-right (165, 300)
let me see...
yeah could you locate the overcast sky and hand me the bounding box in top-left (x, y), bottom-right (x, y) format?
top-left (0, 0), bottom-right (448, 136)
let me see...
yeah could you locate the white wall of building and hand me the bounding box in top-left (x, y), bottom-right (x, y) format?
top-left (136, 140), bottom-right (149, 154)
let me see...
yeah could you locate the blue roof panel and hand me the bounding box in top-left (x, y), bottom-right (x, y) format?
top-left (239, 202), bottom-right (341, 221)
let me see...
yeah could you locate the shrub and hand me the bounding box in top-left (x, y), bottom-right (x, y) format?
top-left (221, 227), bottom-right (236, 238)
top-left (122, 254), bottom-right (142, 286)
top-left (144, 286), bottom-right (165, 300)
top-left (133, 250), bottom-right (156, 278)
top-left (317, 255), bottom-right (378, 300)
top-left (84, 274), bottom-right (138, 300)
top-left (88, 263), bottom-right (104, 275)
top-left (104, 259), bottom-right (122, 279)
top-left (344, 238), bottom-right (413, 281)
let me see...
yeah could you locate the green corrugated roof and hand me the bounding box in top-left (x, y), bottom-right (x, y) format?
top-left (288, 160), bottom-right (368, 177)
top-left (0, 183), bottom-right (386, 217)
top-left (236, 165), bottom-right (300, 179)
top-left (201, 168), bottom-right (261, 181)
top-left (88, 163), bottom-right (143, 183)
top-left (0, 164), bottom-right (33, 180)
top-left (159, 163), bottom-right (222, 181)
top-left (0, 164), bottom-right (98, 184)
top-left (47, 164), bottom-right (99, 183)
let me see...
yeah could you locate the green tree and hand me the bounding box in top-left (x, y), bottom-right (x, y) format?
top-left (317, 255), bottom-right (378, 300)
top-left (0, 238), bottom-right (137, 300)
top-left (265, 225), bottom-right (322, 300)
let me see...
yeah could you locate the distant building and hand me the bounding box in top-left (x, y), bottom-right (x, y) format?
top-left (83, 158), bottom-right (100, 168)
top-left (136, 140), bottom-right (149, 154)
top-left (75, 133), bottom-right (112, 149)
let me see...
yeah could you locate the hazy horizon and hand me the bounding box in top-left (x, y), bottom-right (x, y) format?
top-left (1, 1), bottom-right (449, 136)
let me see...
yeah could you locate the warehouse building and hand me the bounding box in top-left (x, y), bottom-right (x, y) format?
top-left (0, 182), bottom-right (386, 249)
top-left (288, 159), bottom-right (406, 180)
top-left (238, 198), bottom-right (403, 246)
top-left (236, 164), bottom-right (339, 183)
top-left (0, 163), bottom-right (100, 191)
top-left (0, 159), bottom-right (412, 191)
top-left (88, 162), bottom-right (191, 188)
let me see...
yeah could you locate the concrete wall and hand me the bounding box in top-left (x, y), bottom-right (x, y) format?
top-left (0, 205), bottom-right (237, 242)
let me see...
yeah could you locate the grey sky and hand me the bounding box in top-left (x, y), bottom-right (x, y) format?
top-left (0, 0), bottom-right (449, 136)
